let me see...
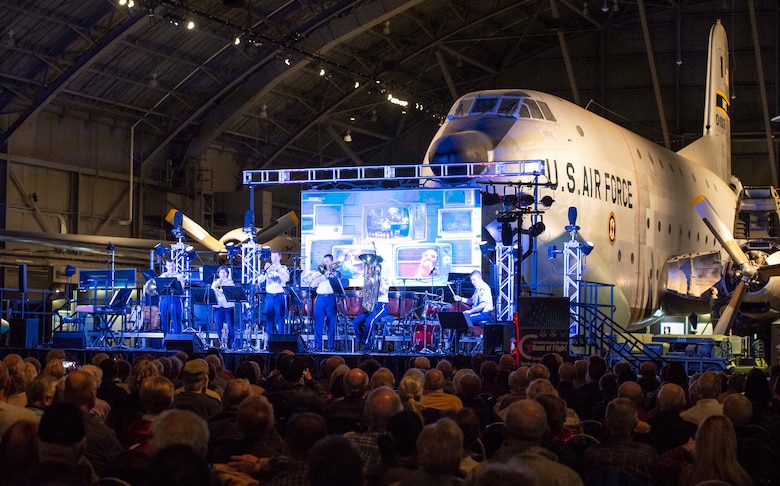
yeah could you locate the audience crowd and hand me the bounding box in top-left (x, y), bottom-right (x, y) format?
top-left (0, 347), bottom-right (776, 486)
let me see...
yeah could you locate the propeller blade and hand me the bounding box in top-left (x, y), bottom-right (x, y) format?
top-left (758, 263), bottom-right (780, 278)
top-left (713, 279), bottom-right (746, 335)
top-left (691, 195), bottom-right (750, 269)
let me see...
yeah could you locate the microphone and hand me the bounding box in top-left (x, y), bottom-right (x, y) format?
top-left (431, 266), bottom-right (438, 276)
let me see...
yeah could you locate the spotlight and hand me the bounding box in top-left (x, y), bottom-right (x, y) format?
top-left (517, 193), bottom-right (535, 206)
top-left (501, 223), bottom-right (515, 246)
top-left (261, 246), bottom-right (272, 259)
top-left (540, 195), bottom-right (554, 207)
top-left (479, 242), bottom-right (495, 256)
top-left (580, 241), bottom-right (595, 255)
top-left (354, 81), bottom-right (360, 89)
top-left (319, 67), bottom-right (326, 76)
top-left (234, 36), bottom-right (241, 46)
top-left (185, 245), bottom-right (197, 261)
top-left (284, 57), bottom-right (292, 66)
top-left (382, 20), bottom-right (391, 35)
top-left (481, 192), bottom-right (501, 206)
top-left (65, 265), bottom-right (77, 278)
top-left (186, 20), bottom-right (195, 30)
top-left (344, 129), bottom-right (352, 143)
top-left (153, 243), bottom-right (169, 258)
top-left (527, 221), bottom-right (546, 238)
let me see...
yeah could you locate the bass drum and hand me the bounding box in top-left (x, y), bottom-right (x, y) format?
top-left (143, 305), bottom-right (161, 331)
top-left (388, 291), bottom-right (417, 318)
top-left (340, 290), bottom-right (364, 318)
top-left (412, 323), bottom-right (440, 351)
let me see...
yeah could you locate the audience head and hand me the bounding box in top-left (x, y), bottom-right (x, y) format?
top-left (27, 374), bottom-right (58, 410)
top-left (417, 418), bottom-right (464, 476)
top-left (63, 370), bottom-right (96, 411)
top-left (696, 371), bottom-right (722, 400)
top-left (722, 393), bottom-right (753, 428)
top-left (285, 412), bottom-right (327, 459)
top-left (181, 359), bottom-right (209, 392)
top-left (743, 367), bottom-right (772, 404)
top-left (343, 368), bottom-right (369, 398)
top-left (526, 378), bottom-right (557, 400)
top-left (365, 386), bottom-right (402, 430)
top-left (237, 395), bottom-right (275, 438)
top-left (424, 368), bottom-right (445, 392)
top-left (657, 383), bottom-right (686, 412)
top-left (498, 354), bottom-right (515, 372)
top-left (617, 380), bottom-right (644, 408)
top-left (436, 359), bottom-right (453, 379)
top-left (604, 397), bottom-right (637, 438)
top-left (370, 367), bottom-right (395, 389)
top-left (222, 378), bottom-right (253, 409)
top-left (150, 409), bottom-right (209, 457)
top-left (504, 399), bottom-right (548, 444)
top-left (558, 362), bottom-right (576, 383)
top-left (308, 435), bottom-right (363, 486)
top-left (38, 402), bottom-right (86, 463)
top-left (140, 376), bottom-right (175, 415)
top-left (440, 406), bottom-right (481, 451)
top-left (130, 358), bottom-right (160, 393)
top-left (586, 355), bottom-right (607, 383)
top-left (534, 393), bottom-right (568, 436)
top-left (413, 356), bottom-right (431, 371)
top-left (639, 361), bottom-right (657, 378)
top-left (379, 410), bottom-right (424, 458)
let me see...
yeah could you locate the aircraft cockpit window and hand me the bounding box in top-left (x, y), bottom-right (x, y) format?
top-left (497, 98), bottom-right (520, 116)
top-left (537, 101), bottom-right (556, 121)
top-left (518, 104), bottom-right (531, 118)
top-left (525, 100), bottom-right (544, 119)
top-left (451, 99), bottom-right (474, 118)
top-left (471, 98), bottom-right (499, 114)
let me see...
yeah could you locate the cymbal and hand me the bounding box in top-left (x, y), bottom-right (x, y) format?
top-left (359, 253), bottom-right (383, 264)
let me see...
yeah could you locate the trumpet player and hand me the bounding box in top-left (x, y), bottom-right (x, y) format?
top-left (211, 265), bottom-right (236, 349)
top-left (159, 259), bottom-right (185, 334)
top-left (351, 262), bottom-right (390, 352)
top-left (310, 253), bottom-right (339, 351)
top-left (258, 249), bottom-right (290, 338)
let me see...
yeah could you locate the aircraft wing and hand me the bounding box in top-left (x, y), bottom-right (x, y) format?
top-left (0, 230), bottom-right (163, 255)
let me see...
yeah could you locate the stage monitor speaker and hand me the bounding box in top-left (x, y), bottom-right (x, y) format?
top-left (483, 324), bottom-right (512, 355)
top-left (10, 318), bottom-right (38, 348)
top-left (268, 334), bottom-right (303, 353)
top-left (165, 334), bottom-right (198, 354)
top-left (52, 331), bottom-right (86, 348)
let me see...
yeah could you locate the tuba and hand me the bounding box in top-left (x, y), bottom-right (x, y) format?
top-left (359, 253), bottom-right (383, 312)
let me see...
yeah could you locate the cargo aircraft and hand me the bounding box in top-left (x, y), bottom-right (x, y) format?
top-left (424, 21), bottom-right (780, 339)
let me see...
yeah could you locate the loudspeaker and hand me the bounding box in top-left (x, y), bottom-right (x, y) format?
top-left (10, 318), bottom-right (38, 348)
top-left (268, 334), bottom-right (303, 353)
top-left (483, 324), bottom-right (512, 355)
top-left (18, 263), bottom-right (27, 294)
top-left (165, 334), bottom-right (198, 354)
top-left (52, 331), bottom-right (86, 348)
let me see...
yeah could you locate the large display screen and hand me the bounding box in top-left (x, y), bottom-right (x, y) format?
top-left (301, 188), bottom-right (482, 287)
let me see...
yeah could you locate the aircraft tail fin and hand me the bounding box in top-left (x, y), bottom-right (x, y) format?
top-left (677, 20), bottom-right (731, 183)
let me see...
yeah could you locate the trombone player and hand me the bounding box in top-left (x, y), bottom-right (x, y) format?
top-left (258, 249), bottom-right (290, 339)
top-left (310, 254), bottom-right (339, 351)
top-left (351, 255), bottom-right (389, 352)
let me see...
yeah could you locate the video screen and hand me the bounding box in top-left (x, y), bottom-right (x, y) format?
top-left (301, 188), bottom-right (481, 288)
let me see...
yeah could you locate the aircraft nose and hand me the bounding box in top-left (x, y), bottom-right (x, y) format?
top-left (428, 130), bottom-right (492, 164)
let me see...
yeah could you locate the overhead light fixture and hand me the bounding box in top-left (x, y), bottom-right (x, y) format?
top-left (233, 35), bottom-right (241, 46)
top-left (149, 71), bottom-right (159, 88)
top-left (259, 104), bottom-right (268, 119)
top-left (354, 81), bottom-right (360, 89)
top-left (370, 109), bottom-right (377, 122)
top-left (186, 20), bottom-right (195, 30)
top-left (319, 67), bottom-right (326, 76)
top-left (382, 20), bottom-right (391, 35)
top-left (601, 1), bottom-right (609, 12)
top-left (344, 129), bottom-right (352, 143)
top-left (284, 57), bottom-right (292, 66)
top-left (387, 93), bottom-right (408, 107)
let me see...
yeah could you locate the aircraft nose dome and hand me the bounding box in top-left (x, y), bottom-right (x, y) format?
top-left (428, 130), bottom-right (492, 164)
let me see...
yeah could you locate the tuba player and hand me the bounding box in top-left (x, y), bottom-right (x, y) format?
top-left (351, 258), bottom-right (389, 352)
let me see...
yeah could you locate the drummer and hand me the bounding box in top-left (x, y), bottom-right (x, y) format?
top-left (450, 270), bottom-right (494, 352)
top-left (352, 261), bottom-right (390, 352)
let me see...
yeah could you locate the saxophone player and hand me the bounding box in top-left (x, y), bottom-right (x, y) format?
top-left (258, 249), bottom-right (290, 338)
top-left (211, 266), bottom-right (236, 348)
top-left (351, 261), bottom-right (390, 352)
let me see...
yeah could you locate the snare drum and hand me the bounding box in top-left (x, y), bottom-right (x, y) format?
top-left (341, 290), bottom-right (364, 318)
top-left (413, 323), bottom-right (440, 351)
top-left (388, 291), bottom-right (417, 318)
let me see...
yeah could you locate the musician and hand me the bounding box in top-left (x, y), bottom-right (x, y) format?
top-left (311, 254), bottom-right (339, 351)
top-left (211, 266), bottom-right (236, 349)
top-left (412, 249), bottom-right (438, 278)
top-left (351, 262), bottom-right (390, 352)
top-left (159, 259), bottom-right (185, 334)
top-left (258, 249), bottom-right (290, 338)
top-left (451, 270), bottom-right (494, 352)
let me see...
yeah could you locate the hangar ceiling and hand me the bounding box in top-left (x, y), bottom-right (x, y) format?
top-left (0, 0), bottom-right (778, 184)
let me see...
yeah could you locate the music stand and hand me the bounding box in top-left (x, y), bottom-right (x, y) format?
top-left (155, 278), bottom-right (183, 297)
top-left (437, 311), bottom-right (472, 333)
top-left (221, 286), bottom-right (248, 350)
